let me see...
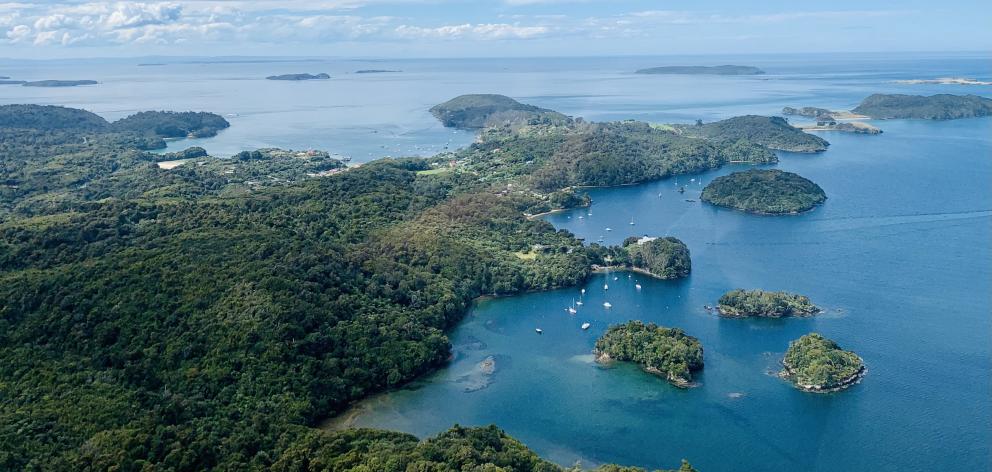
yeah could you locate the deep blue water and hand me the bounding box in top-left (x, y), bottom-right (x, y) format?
top-left (2, 53), bottom-right (989, 471)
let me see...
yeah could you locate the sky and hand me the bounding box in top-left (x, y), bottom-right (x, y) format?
top-left (0, 0), bottom-right (989, 59)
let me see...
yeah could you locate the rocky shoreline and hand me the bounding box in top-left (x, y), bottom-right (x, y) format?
top-left (780, 360), bottom-right (866, 393)
top-left (594, 350), bottom-right (695, 388)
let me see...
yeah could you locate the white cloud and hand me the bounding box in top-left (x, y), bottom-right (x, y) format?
top-left (395, 23), bottom-right (549, 40)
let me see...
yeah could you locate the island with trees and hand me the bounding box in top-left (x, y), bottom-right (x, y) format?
top-left (622, 236), bottom-right (692, 279)
top-left (429, 93), bottom-right (567, 128)
top-left (701, 169), bottom-right (827, 214)
top-left (635, 65), bottom-right (765, 75)
top-left (594, 321), bottom-right (704, 387)
top-left (676, 115), bottom-right (829, 152)
top-left (852, 93), bottom-right (992, 119)
top-left (717, 289), bottom-right (820, 318)
top-left (266, 73), bottom-right (331, 81)
top-left (781, 333), bottom-right (865, 392)
top-left (22, 79), bottom-right (98, 87)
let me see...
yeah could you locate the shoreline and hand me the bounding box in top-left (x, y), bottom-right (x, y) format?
top-left (780, 360), bottom-right (866, 393)
top-left (594, 350), bottom-right (696, 388)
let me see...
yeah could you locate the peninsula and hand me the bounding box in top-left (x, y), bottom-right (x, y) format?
top-left (852, 93), bottom-right (992, 119)
top-left (266, 73), bottom-right (330, 81)
top-left (595, 321), bottom-right (704, 387)
top-left (429, 93), bottom-right (566, 128)
top-left (636, 65), bottom-right (765, 75)
top-left (676, 115), bottom-right (829, 152)
top-left (623, 236), bottom-right (692, 279)
top-left (22, 79), bottom-right (98, 87)
top-left (701, 169), bottom-right (827, 214)
top-left (717, 289), bottom-right (820, 318)
top-left (782, 333), bottom-right (865, 392)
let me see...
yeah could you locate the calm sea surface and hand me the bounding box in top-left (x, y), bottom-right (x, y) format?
top-left (2, 53), bottom-right (989, 471)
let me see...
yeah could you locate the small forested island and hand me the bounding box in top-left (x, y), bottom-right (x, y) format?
top-left (676, 115), bottom-right (829, 152)
top-left (701, 169), bottom-right (826, 214)
top-left (266, 73), bottom-right (330, 81)
top-left (355, 69), bottom-right (401, 74)
top-left (852, 93), bottom-right (992, 119)
top-left (717, 289), bottom-right (820, 318)
top-left (622, 236), bottom-right (691, 279)
top-left (594, 321), bottom-right (704, 387)
top-left (0, 79), bottom-right (26, 85)
top-left (894, 77), bottom-right (992, 86)
top-left (782, 333), bottom-right (865, 392)
top-left (429, 93), bottom-right (567, 128)
top-left (22, 79), bottom-right (98, 87)
top-left (635, 65), bottom-right (765, 75)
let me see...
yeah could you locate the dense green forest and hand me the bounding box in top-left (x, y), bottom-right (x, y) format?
top-left (676, 115), bottom-right (829, 152)
top-left (0, 97), bottom-right (813, 469)
top-left (595, 321), bottom-right (704, 386)
top-left (782, 333), bottom-right (865, 392)
top-left (852, 93), bottom-right (992, 119)
top-left (717, 289), bottom-right (819, 318)
top-left (623, 237), bottom-right (691, 279)
top-left (701, 169), bottom-right (826, 214)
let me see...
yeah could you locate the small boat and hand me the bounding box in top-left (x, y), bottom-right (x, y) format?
top-left (568, 300), bottom-right (577, 314)
top-left (535, 328), bottom-right (543, 334)
top-left (613, 276), bottom-right (618, 281)
top-left (581, 288), bottom-right (586, 295)
top-left (581, 322), bottom-right (591, 330)
top-left (629, 217), bottom-right (635, 225)
top-left (685, 199), bottom-right (696, 203)
top-left (605, 227), bottom-right (612, 232)
top-left (604, 284), bottom-right (609, 290)
top-left (603, 302), bottom-right (612, 308)
top-left (678, 186), bottom-right (686, 194)
top-left (658, 193), bottom-right (663, 198)
top-left (576, 301), bottom-right (583, 306)
top-left (578, 216), bottom-right (584, 219)
top-left (635, 284), bottom-right (642, 290)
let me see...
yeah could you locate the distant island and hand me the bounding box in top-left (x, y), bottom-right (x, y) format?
top-left (622, 236), bottom-right (691, 279)
top-left (595, 321), bottom-right (704, 387)
top-left (717, 289), bottom-right (820, 318)
top-left (677, 115), bottom-right (829, 152)
top-left (636, 65), bottom-right (765, 75)
top-left (355, 69), bottom-right (401, 74)
top-left (782, 333), bottom-right (865, 393)
top-left (137, 63), bottom-right (166, 67)
top-left (266, 73), bottom-right (330, 81)
top-left (22, 80), bottom-right (98, 87)
top-left (113, 110), bottom-right (231, 139)
top-left (852, 93), bottom-right (992, 120)
top-left (894, 77), bottom-right (992, 86)
top-left (429, 93), bottom-right (566, 129)
top-left (701, 169), bottom-right (826, 214)
top-left (0, 80), bottom-right (26, 85)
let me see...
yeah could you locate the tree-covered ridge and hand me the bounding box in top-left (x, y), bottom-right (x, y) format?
top-left (782, 333), bottom-right (865, 392)
top-left (635, 65), bottom-right (764, 75)
top-left (701, 169), bottom-right (826, 214)
top-left (595, 321), bottom-right (704, 386)
top-left (852, 93), bottom-right (992, 120)
top-left (623, 236), bottom-right (691, 280)
top-left (272, 425), bottom-right (697, 472)
top-left (676, 115), bottom-right (829, 152)
top-left (22, 79), bottom-right (99, 87)
top-left (717, 289), bottom-right (819, 318)
top-left (0, 107), bottom-right (597, 469)
top-left (0, 104), bottom-right (110, 130)
top-left (439, 119), bottom-right (776, 200)
top-left (430, 93), bottom-right (569, 128)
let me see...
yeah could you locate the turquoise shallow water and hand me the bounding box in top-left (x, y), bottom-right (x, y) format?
top-left (2, 53), bottom-right (990, 471)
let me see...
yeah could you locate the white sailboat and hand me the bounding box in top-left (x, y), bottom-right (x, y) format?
top-left (568, 299), bottom-right (577, 314)
top-left (581, 322), bottom-right (591, 330)
top-left (629, 217), bottom-right (635, 225)
top-left (635, 283), bottom-right (642, 290)
top-left (535, 328), bottom-right (543, 334)
top-left (603, 302), bottom-right (612, 308)
top-left (605, 227), bottom-right (612, 232)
